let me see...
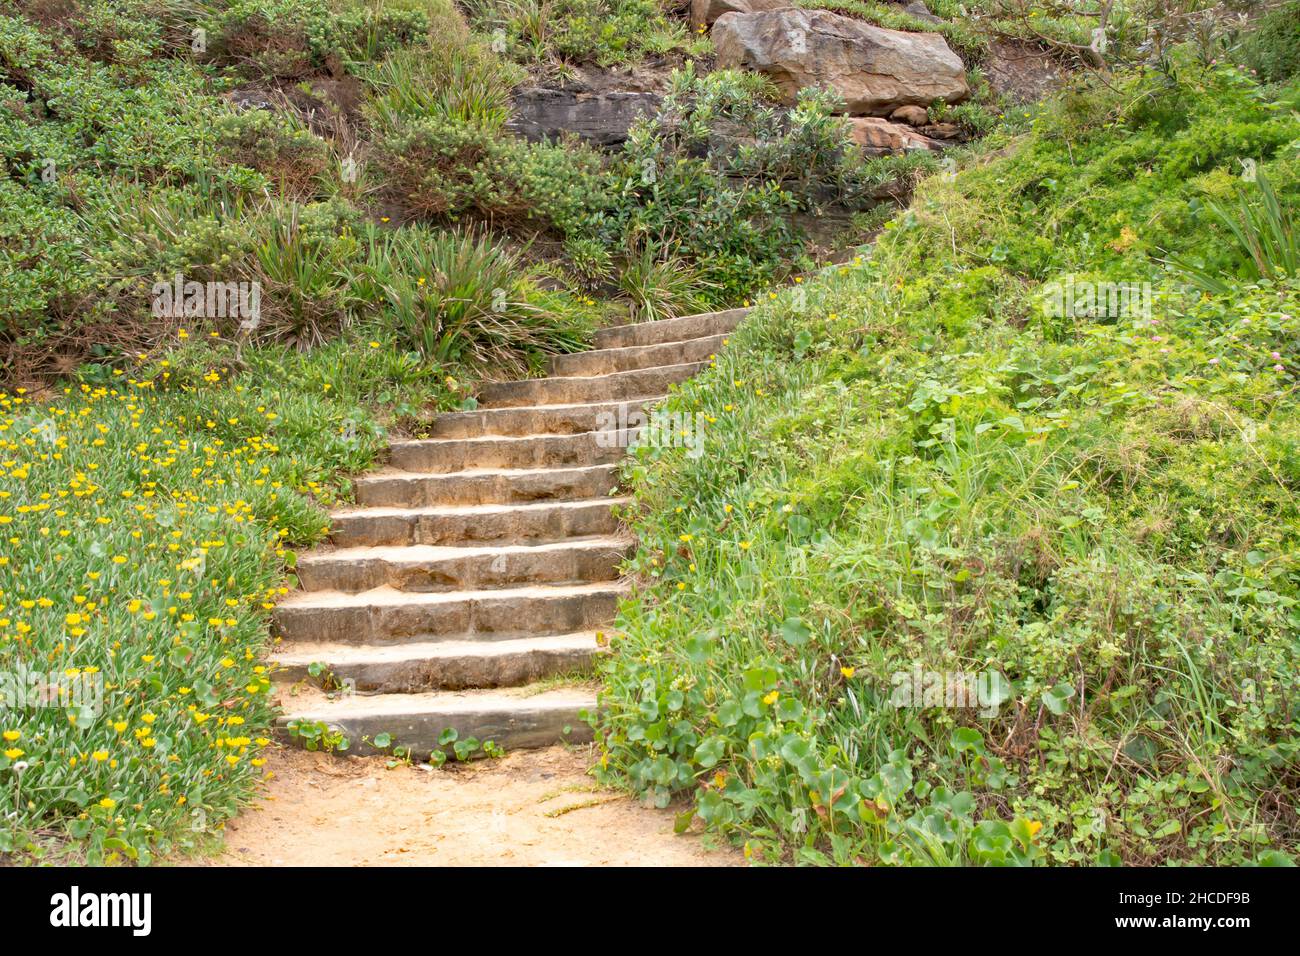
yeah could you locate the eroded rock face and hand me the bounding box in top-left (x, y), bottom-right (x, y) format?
top-left (712, 9), bottom-right (969, 115)
top-left (690, 0), bottom-right (791, 29)
top-left (507, 88), bottom-right (661, 148)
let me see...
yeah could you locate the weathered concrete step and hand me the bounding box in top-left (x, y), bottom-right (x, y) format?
top-left (429, 398), bottom-right (661, 439)
top-left (274, 581), bottom-right (627, 645)
top-left (388, 431), bottom-right (629, 473)
top-left (355, 464), bottom-right (620, 508)
top-left (478, 361), bottom-right (705, 409)
top-left (330, 498), bottom-right (629, 548)
top-left (273, 632), bottom-right (605, 692)
top-left (593, 308), bottom-right (749, 350)
top-left (277, 685), bottom-right (595, 756)
top-left (550, 333), bottom-right (727, 377)
top-left (297, 537), bottom-right (635, 593)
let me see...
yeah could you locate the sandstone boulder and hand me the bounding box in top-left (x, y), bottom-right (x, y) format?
top-left (919, 121), bottom-right (962, 141)
top-left (845, 116), bottom-right (941, 154)
top-left (712, 9), bottom-right (969, 115)
top-left (890, 104), bottom-right (930, 126)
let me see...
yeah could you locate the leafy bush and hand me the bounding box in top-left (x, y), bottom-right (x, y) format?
top-left (247, 204), bottom-right (356, 347)
top-left (562, 236), bottom-right (614, 291)
top-left (0, 9), bottom-right (250, 376)
top-left (592, 69), bottom-right (929, 301)
top-left (375, 116), bottom-right (536, 221)
top-left (593, 58), bottom-right (1300, 865)
top-left (462, 0), bottom-right (706, 67)
top-left (208, 0), bottom-right (443, 78)
top-left (215, 108), bottom-right (332, 200)
top-left (1239, 0), bottom-right (1300, 83)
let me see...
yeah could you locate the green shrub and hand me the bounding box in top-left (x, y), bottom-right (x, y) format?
top-left (209, 0), bottom-right (444, 78)
top-left (246, 204), bottom-right (356, 347)
top-left (215, 108), bottom-right (332, 200)
top-left (1240, 0), bottom-right (1300, 83)
top-left (376, 112), bottom-right (614, 233)
top-left (462, 0), bottom-right (702, 67)
top-left (0, 9), bottom-right (257, 374)
top-left (375, 117), bottom-right (522, 220)
top-left (562, 236), bottom-right (614, 291)
top-left (600, 69), bottom-right (919, 301)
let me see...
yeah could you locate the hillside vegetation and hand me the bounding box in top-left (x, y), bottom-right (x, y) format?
top-left (595, 50), bottom-right (1300, 865)
top-left (2, 0), bottom-right (1296, 865)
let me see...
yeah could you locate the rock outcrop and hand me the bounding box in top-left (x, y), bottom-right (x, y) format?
top-left (507, 88), bottom-right (662, 148)
top-left (712, 9), bottom-right (969, 115)
top-left (845, 117), bottom-right (941, 154)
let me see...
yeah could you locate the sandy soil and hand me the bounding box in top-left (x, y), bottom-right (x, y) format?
top-left (214, 743), bottom-right (738, 867)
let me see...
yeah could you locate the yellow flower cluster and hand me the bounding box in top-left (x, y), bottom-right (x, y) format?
top-left (0, 368), bottom-right (306, 837)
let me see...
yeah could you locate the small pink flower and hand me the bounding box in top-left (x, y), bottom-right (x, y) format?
top-left (1271, 352), bottom-right (1281, 360)
top-left (1209, 358), bottom-right (1220, 365)
top-left (1274, 364), bottom-right (1285, 372)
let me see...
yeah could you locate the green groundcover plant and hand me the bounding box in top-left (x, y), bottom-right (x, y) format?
top-left (593, 53), bottom-right (1300, 866)
top-left (0, 333), bottom-right (469, 862)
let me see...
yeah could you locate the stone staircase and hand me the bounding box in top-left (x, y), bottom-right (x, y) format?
top-left (272, 307), bottom-right (749, 757)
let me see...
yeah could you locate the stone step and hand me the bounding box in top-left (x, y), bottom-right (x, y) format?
top-left (277, 685), bottom-right (595, 756)
top-left (355, 464), bottom-right (621, 508)
top-left (274, 581), bottom-right (627, 645)
top-left (329, 497), bottom-right (629, 548)
top-left (272, 632), bottom-right (605, 693)
top-left (478, 361), bottom-right (705, 409)
top-left (388, 431), bottom-right (628, 474)
top-left (429, 398), bottom-right (661, 440)
top-left (296, 537), bottom-right (635, 593)
top-left (549, 333), bottom-right (727, 377)
top-left (593, 307), bottom-right (749, 350)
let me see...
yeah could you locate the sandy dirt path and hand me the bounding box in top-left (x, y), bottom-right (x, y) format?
top-left (214, 743), bottom-right (738, 867)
